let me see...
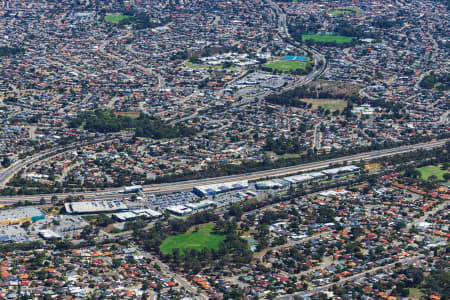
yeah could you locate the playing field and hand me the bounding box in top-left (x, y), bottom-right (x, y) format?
top-left (265, 60), bottom-right (308, 72)
top-left (302, 34), bottom-right (355, 44)
top-left (185, 61), bottom-right (223, 69)
top-left (160, 223), bottom-right (225, 255)
top-left (104, 14), bottom-right (130, 24)
top-left (329, 7), bottom-right (361, 15)
top-left (416, 165), bottom-right (447, 181)
top-left (303, 98), bottom-right (348, 112)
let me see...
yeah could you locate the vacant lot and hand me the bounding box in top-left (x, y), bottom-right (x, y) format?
top-left (265, 60), bottom-right (309, 72)
top-left (416, 165), bottom-right (447, 181)
top-left (302, 34), bottom-right (355, 44)
top-left (407, 288), bottom-right (424, 299)
top-left (114, 111), bottom-right (140, 118)
top-left (160, 223), bottom-right (225, 255)
top-left (104, 14), bottom-right (130, 24)
top-left (329, 6), bottom-right (361, 15)
top-left (303, 98), bottom-right (348, 112)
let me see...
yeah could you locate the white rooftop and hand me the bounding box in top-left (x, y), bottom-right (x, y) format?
top-left (65, 200), bottom-right (128, 214)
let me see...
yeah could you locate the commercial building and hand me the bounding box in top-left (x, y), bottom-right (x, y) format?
top-left (113, 208), bottom-right (162, 221)
top-left (39, 229), bottom-right (62, 240)
top-left (185, 200), bottom-right (216, 211)
top-left (0, 207), bottom-right (46, 225)
top-left (65, 200), bottom-right (128, 214)
top-left (193, 180), bottom-right (248, 197)
top-left (255, 179), bottom-right (290, 190)
top-left (256, 166), bottom-right (359, 190)
top-left (166, 205), bottom-right (193, 216)
top-left (319, 189), bottom-right (350, 197)
top-left (122, 185), bottom-right (143, 193)
top-left (0, 225), bottom-right (32, 243)
top-left (284, 173), bottom-right (315, 184)
top-left (321, 165), bottom-right (360, 177)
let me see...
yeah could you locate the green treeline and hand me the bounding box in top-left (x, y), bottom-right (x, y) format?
top-left (419, 73), bottom-right (449, 91)
top-left (265, 85), bottom-right (358, 108)
top-left (264, 135), bottom-right (306, 155)
top-left (104, 11), bottom-right (168, 30)
top-left (0, 46), bottom-right (24, 57)
top-left (151, 138), bottom-right (449, 184)
top-left (68, 109), bottom-right (197, 139)
top-left (134, 211), bottom-right (252, 273)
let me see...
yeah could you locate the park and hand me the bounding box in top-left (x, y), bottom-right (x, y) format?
top-left (416, 164), bottom-right (448, 181)
top-left (329, 6), bottom-right (361, 15)
top-left (302, 34), bottom-right (355, 44)
top-left (104, 13), bottom-right (130, 24)
top-left (265, 59), bottom-right (309, 72)
top-left (160, 223), bottom-right (225, 255)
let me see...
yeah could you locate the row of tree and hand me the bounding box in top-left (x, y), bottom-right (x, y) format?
top-left (264, 135), bottom-right (306, 155)
top-left (150, 136), bottom-right (449, 185)
top-left (265, 85), bottom-right (359, 108)
top-left (103, 10), bottom-right (169, 30)
top-left (0, 46), bottom-right (24, 57)
top-left (68, 109), bottom-right (197, 139)
top-left (133, 210), bottom-right (252, 273)
top-left (419, 72), bottom-right (449, 91)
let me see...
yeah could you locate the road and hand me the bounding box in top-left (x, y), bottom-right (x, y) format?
top-left (312, 122), bottom-right (322, 150)
top-left (139, 250), bottom-right (209, 300)
top-left (254, 230), bottom-right (332, 261)
top-left (359, 86), bottom-right (378, 100)
top-left (0, 138), bottom-right (446, 203)
top-left (407, 200), bottom-right (449, 230)
top-left (0, 134), bottom-right (129, 188)
top-left (275, 255), bottom-right (425, 299)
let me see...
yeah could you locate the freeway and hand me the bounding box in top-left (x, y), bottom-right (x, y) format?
top-left (0, 134), bottom-right (129, 188)
top-left (0, 138), bottom-right (447, 203)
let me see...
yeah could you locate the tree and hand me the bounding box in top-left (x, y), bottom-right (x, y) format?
top-left (351, 226), bottom-right (364, 240)
top-left (428, 175), bottom-right (439, 183)
top-left (404, 168), bottom-right (421, 179)
top-left (228, 204), bottom-right (243, 219)
top-left (21, 221), bottom-right (31, 229)
top-left (406, 267), bottom-right (424, 286)
top-left (422, 269), bottom-right (449, 296)
top-left (112, 259), bottom-right (122, 268)
top-left (2, 157), bottom-right (11, 168)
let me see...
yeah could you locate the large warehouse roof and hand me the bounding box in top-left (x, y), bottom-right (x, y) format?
top-left (65, 200), bottom-right (128, 214)
top-left (194, 180), bottom-right (248, 196)
top-left (0, 207), bottom-right (45, 223)
top-left (113, 208), bottom-right (162, 221)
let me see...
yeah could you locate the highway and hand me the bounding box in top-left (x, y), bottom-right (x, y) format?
top-left (0, 135), bottom-right (127, 188)
top-left (0, 138), bottom-right (446, 203)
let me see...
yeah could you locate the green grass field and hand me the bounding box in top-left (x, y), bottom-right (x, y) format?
top-left (302, 34), bottom-right (355, 44)
top-left (329, 7), bottom-right (361, 15)
top-left (416, 164), bottom-right (448, 181)
top-left (160, 224), bottom-right (225, 255)
top-left (407, 288), bottom-right (424, 299)
top-left (104, 14), bottom-right (130, 24)
top-left (185, 61), bottom-right (218, 69)
top-left (265, 60), bottom-right (309, 72)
